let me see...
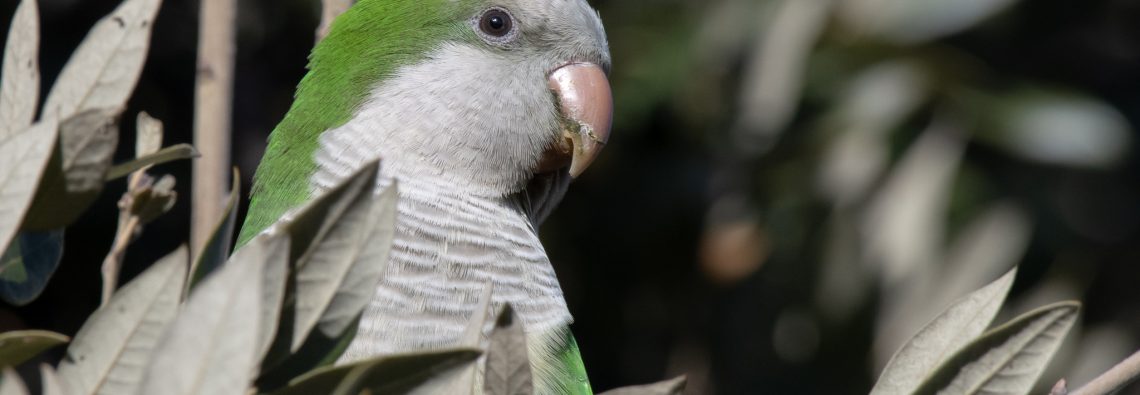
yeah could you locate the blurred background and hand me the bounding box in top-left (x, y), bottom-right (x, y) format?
top-left (4, 0), bottom-right (1140, 393)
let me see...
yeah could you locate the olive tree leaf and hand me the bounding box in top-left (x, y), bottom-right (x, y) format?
top-left (40, 364), bottom-right (64, 395)
top-left (0, 369), bottom-right (27, 395)
top-left (134, 111), bottom-right (162, 158)
top-left (838, 0), bottom-right (1021, 45)
top-left (187, 169), bottom-right (241, 292)
top-left (598, 376), bottom-right (688, 395)
top-left (227, 232), bottom-right (289, 362)
top-left (286, 161), bottom-right (384, 350)
top-left (23, 109), bottom-right (120, 230)
top-left (0, 120), bottom-right (58, 257)
top-left (267, 349), bottom-right (481, 395)
top-left (0, 230), bottom-right (63, 305)
top-left (138, 243), bottom-right (264, 395)
top-left (485, 305), bottom-right (533, 395)
top-left (0, 330), bottom-right (68, 368)
top-left (914, 302), bottom-right (1082, 395)
top-left (0, 0), bottom-right (39, 139)
top-left (106, 144), bottom-right (198, 181)
top-left (56, 246), bottom-right (188, 395)
top-left (871, 267), bottom-right (1018, 395)
top-left (40, 0), bottom-right (162, 119)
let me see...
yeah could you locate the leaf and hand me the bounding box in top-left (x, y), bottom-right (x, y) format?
top-left (267, 349), bottom-right (481, 395)
top-left (286, 161), bottom-right (383, 349)
top-left (40, 364), bottom-right (64, 395)
top-left (0, 330), bottom-right (68, 368)
top-left (598, 376), bottom-right (688, 395)
top-left (0, 230), bottom-right (63, 305)
top-left (138, 243), bottom-right (264, 395)
top-left (106, 144), bottom-right (199, 181)
top-left (187, 169), bottom-right (241, 292)
top-left (838, 0), bottom-right (1022, 44)
top-left (134, 111), bottom-right (162, 158)
top-left (0, 369), bottom-right (27, 395)
top-left (990, 89), bottom-right (1129, 169)
top-left (228, 233), bottom-right (290, 362)
top-left (312, 182), bottom-right (397, 337)
top-left (0, 0), bottom-right (39, 139)
top-left (485, 305), bottom-right (533, 395)
top-left (914, 302), bottom-right (1082, 395)
top-left (126, 174), bottom-right (177, 225)
top-left (23, 109), bottom-right (120, 230)
top-left (56, 246), bottom-right (188, 395)
top-left (40, 0), bottom-right (162, 119)
top-left (0, 120), bottom-right (58, 256)
top-left (871, 267), bottom-right (1018, 395)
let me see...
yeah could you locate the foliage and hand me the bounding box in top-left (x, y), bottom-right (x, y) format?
top-left (0, 0), bottom-right (1134, 394)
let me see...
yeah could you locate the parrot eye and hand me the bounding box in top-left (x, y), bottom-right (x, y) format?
top-left (478, 8), bottom-right (514, 38)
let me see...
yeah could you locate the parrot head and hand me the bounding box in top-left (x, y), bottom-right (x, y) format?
top-left (305, 0), bottom-right (612, 196)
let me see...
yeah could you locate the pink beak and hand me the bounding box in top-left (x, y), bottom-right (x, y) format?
top-left (541, 63), bottom-right (613, 178)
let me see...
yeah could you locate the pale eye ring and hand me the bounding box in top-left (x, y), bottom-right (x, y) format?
top-left (478, 8), bottom-right (514, 38)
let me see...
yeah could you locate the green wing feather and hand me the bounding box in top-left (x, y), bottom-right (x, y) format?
top-left (556, 333), bottom-right (594, 395)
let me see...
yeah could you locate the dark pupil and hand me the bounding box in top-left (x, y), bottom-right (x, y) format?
top-left (488, 15), bottom-right (505, 30)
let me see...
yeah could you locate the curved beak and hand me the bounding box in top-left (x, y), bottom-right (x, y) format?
top-left (540, 63), bottom-right (613, 178)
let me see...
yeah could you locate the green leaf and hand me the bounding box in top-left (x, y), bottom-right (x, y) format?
top-left (40, 0), bottom-right (162, 119)
top-left (139, 242), bottom-right (264, 395)
top-left (914, 302), bottom-right (1082, 395)
top-left (267, 349), bottom-right (481, 395)
top-left (105, 144), bottom-right (198, 181)
top-left (871, 268), bottom-right (1018, 395)
top-left (0, 330), bottom-right (68, 368)
top-left (0, 369), bottom-right (27, 395)
top-left (23, 109), bottom-right (120, 230)
top-left (0, 0), bottom-right (39, 140)
top-left (187, 169), bottom-right (241, 292)
top-left (485, 305), bottom-right (533, 395)
top-left (598, 376), bottom-right (688, 395)
top-left (255, 314), bottom-right (361, 392)
top-left (40, 364), bottom-right (64, 395)
top-left (56, 246), bottom-right (188, 395)
top-left (0, 120), bottom-right (58, 260)
top-left (0, 230), bottom-right (63, 306)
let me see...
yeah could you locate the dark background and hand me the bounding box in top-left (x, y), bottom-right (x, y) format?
top-left (4, 0), bottom-right (1140, 393)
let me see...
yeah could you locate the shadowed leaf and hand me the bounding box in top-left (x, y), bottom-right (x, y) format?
top-left (23, 109), bottom-right (119, 230)
top-left (267, 349), bottom-right (481, 395)
top-left (599, 376), bottom-right (688, 395)
top-left (0, 330), bottom-right (68, 368)
top-left (0, 230), bottom-right (63, 305)
top-left (485, 305), bottom-right (532, 395)
top-left (56, 246), bottom-right (188, 395)
top-left (914, 302), bottom-right (1081, 395)
top-left (187, 169), bottom-right (241, 292)
top-left (228, 233), bottom-right (290, 362)
top-left (0, 0), bottom-right (39, 139)
top-left (139, 243), bottom-right (263, 395)
top-left (40, 0), bottom-right (162, 119)
top-left (105, 144), bottom-right (198, 181)
top-left (871, 268), bottom-right (1018, 395)
top-left (0, 120), bottom-right (57, 257)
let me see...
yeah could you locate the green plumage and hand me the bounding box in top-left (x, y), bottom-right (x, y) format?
top-left (238, 1), bottom-right (597, 393)
top-left (238, 0), bottom-right (472, 246)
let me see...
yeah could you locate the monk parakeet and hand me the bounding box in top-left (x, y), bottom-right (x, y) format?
top-left (237, 0), bottom-right (612, 393)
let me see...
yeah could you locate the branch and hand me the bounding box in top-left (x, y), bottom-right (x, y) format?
top-left (317, 0), bottom-right (355, 42)
top-left (192, 0), bottom-right (237, 260)
top-left (1072, 349), bottom-right (1140, 395)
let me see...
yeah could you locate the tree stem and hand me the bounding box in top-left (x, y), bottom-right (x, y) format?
top-left (192, 0), bottom-right (237, 261)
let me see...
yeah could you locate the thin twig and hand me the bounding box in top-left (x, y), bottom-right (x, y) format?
top-left (1072, 349), bottom-right (1140, 395)
top-left (317, 0), bottom-right (355, 42)
top-left (100, 171), bottom-right (148, 306)
top-left (192, 0), bottom-right (236, 261)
